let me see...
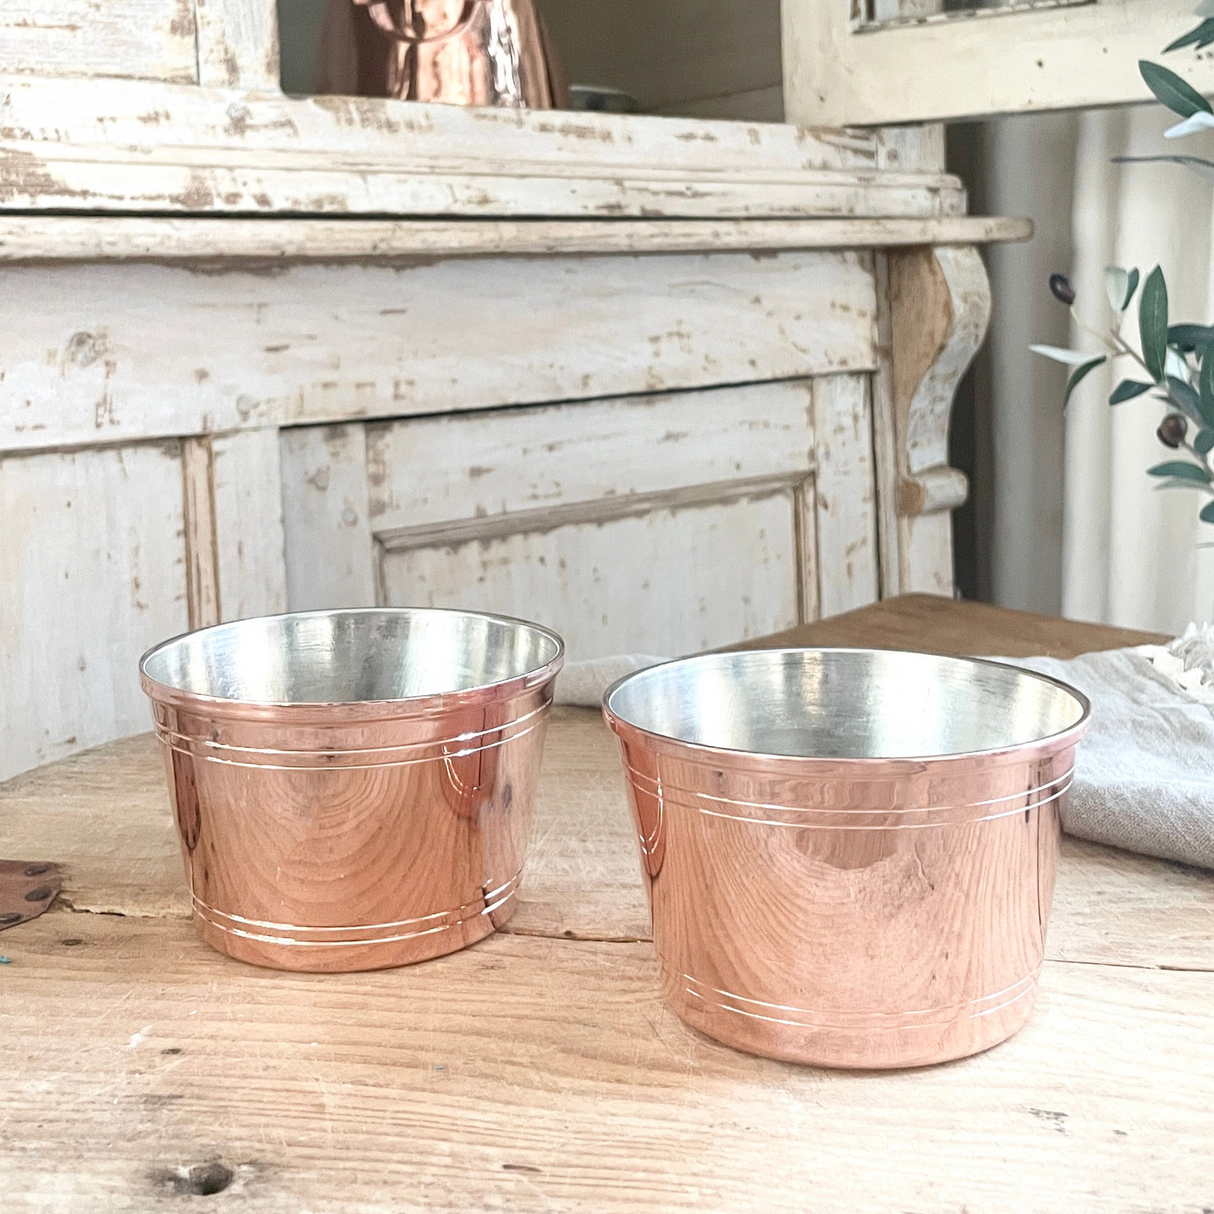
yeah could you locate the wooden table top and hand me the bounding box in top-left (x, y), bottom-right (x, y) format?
top-left (1, 595), bottom-right (1209, 1212)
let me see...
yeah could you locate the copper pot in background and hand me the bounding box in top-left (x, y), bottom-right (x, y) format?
top-left (316, 0), bottom-right (569, 108)
top-left (603, 648), bottom-right (1091, 1070)
top-left (140, 608), bottom-right (563, 973)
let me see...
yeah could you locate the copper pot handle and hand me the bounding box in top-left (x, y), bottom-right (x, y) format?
top-left (358, 0), bottom-right (478, 44)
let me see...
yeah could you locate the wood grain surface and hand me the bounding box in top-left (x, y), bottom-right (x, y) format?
top-left (0, 595), bottom-right (1208, 1211)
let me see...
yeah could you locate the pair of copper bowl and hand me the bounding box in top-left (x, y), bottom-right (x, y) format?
top-left (140, 607), bottom-right (1090, 1070)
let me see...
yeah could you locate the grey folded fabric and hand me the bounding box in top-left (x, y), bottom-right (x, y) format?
top-left (556, 645), bottom-right (1214, 871)
top-left (1000, 648), bottom-right (1214, 871)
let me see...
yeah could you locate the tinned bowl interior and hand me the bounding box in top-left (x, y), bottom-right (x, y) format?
top-left (603, 647), bottom-right (1090, 1070)
top-left (141, 607), bottom-right (563, 710)
top-left (140, 608), bottom-right (563, 974)
top-left (604, 647), bottom-right (1087, 760)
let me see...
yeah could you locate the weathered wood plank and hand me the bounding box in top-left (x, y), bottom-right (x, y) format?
top-left (888, 245), bottom-right (991, 596)
top-left (366, 380), bottom-right (817, 534)
top-left (0, 0), bottom-right (197, 84)
top-left (0, 443), bottom-right (188, 782)
top-left (367, 381), bottom-right (815, 657)
top-left (5, 704), bottom-right (1210, 972)
top-left (0, 215), bottom-right (1033, 263)
top-left (194, 0), bottom-right (280, 89)
top-left (0, 74), bottom-right (967, 218)
top-left (280, 423), bottom-right (376, 612)
top-left (211, 427), bottom-right (287, 621)
top-left (0, 900), bottom-right (1210, 1211)
top-left (0, 252), bottom-right (876, 454)
top-left (811, 373), bottom-right (880, 618)
top-left (380, 490), bottom-right (803, 661)
top-left (180, 436), bottom-right (220, 630)
top-left (737, 592), bottom-right (1169, 659)
top-left (783, 0), bottom-right (1214, 125)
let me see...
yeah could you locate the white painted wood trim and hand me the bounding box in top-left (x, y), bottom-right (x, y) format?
top-left (181, 435), bottom-right (220, 630)
top-left (0, 74), bottom-right (967, 219)
top-left (782, 0), bottom-right (1214, 125)
top-left (193, 0), bottom-right (280, 89)
top-left (280, 424), bottom-right (377, 612)
top-left (810, 374), bottom-right (880, 618)
top-left (210, 427), bottom-right (288, 621)
top-left (884, 245), bottom-right (991, 596)
top-left (0, 0), bottom-right (198, 85)
top-left (0, 215), bottom-right (1032, 262)
top-left (0, 250), bottom-right (877, 455)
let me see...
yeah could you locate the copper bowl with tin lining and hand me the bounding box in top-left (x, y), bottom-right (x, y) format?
top-left (140, 608), bottom-right (563, 972)
top-left (603, 648), bottom-right (1090, 1069)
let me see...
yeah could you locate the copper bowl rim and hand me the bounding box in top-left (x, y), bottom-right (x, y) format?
top-left (602, 646), bottom-right (1091, 774)
top-left (139, 606), bottom-right (565, 724)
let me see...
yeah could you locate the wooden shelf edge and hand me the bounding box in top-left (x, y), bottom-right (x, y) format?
top-left (0, 215), bottom-right (1032, 262)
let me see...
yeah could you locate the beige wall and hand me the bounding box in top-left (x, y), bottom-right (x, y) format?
top-left (538, 0), bottom-right (783, 120)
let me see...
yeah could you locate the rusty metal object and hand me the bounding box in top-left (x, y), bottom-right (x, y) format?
top-left (603, 648), bottom-right (1091, 1070)
top-left (0, 860), bottom-right (62, 930)
top-left (140, 608), bottom-right (563, 973)
top-left (320, 0), bottom-right (568, 108)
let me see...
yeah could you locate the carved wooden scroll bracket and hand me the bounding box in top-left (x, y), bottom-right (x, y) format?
top-left (872, 244), bottom-right (991, 597)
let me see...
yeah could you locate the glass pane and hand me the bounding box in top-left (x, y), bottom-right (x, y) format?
top-left (857, 0), bottom-right (1093, 32)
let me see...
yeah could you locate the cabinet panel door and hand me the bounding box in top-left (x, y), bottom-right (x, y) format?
top-left (783, 0), bottom-right (1213, 125)
top-left (0, 442), bottom-right (189, 781)
top-left (281, 379), bottom-right (832, 654)
top-left (380, 491), bottom-right (803, 660)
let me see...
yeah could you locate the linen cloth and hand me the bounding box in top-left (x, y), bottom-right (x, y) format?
top-left (555, 637), bottom-right (1214, 871)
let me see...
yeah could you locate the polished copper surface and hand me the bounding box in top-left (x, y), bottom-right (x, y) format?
top-left (140, 609), bottom-right (563, 973)
top-left (603, 648), bottom-right (1091, 1069)
top-left (335, 0), bottom-right (569, 108)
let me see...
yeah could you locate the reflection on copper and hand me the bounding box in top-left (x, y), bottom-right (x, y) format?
top-left (604, 648), bottom-right (1091, 1069)
top-left (321, 0), bottom-right (568, 108)
top-left (140, 609), bottom-right (563, 973)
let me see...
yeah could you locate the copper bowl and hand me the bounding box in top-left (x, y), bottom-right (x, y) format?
top-left (140, 608), bottom-right (563, 972)
top-left (603, 648), bottom-right (1090, 1069)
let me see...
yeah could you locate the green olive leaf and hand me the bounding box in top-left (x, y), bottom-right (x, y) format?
top-left (1166, 375), bottom-right (1205, 422)
top-left (1165, 18), bottom-right (1214, 52)
top-left (1064, 356), bottom-right (1106, 406)
top-left (1169, 323), bottom-right (1214, 352)
top-left (1109, 379), bottom-right (1153, 404)
top-left (1148, 460), bottom-right (1212, 483)
top-left (1201, 342), bottom-right (1214, 429)
top-left (1140, 60), bottom-right (1213, 118)
top-left (1139, 266), bottom-right (1169, 382)
top-left (1104, 266), bottom-right (1129, 313)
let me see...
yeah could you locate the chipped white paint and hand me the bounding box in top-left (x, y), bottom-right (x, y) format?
top-left (382, 493), bottom-right (802, 661)
top-left (0, 74), bottom-right (967, 219)
top-left (211, 427), bottom-right (287, 621)
top-left (366, 381), bottom-right (818, 534)
top-left (0, 1), bottom-right (197, 84)
top-left (782, 0), bottom-right (1214, 125)
top-left (0, 251), bottom-right (876, 454)
top-left (280, 424), bottom-right (376, 612)
top-left (194, 0), bottom-right (279, 89)
top-left (0, 442), bottom-right (188, 782)
top-left (0, 215), bottom-right (1031, 263)
top-left (811, 374), bottom-right (880, 618)
top-left (293, 381), bottom-right (818, 658)
top-left (890, 245), bottom-right (991, 596)
top-left (181, 436), bottom-right (220, 630)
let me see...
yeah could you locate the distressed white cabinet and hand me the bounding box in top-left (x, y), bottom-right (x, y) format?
top-left (0, 0), bottom-right (1023, 780)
